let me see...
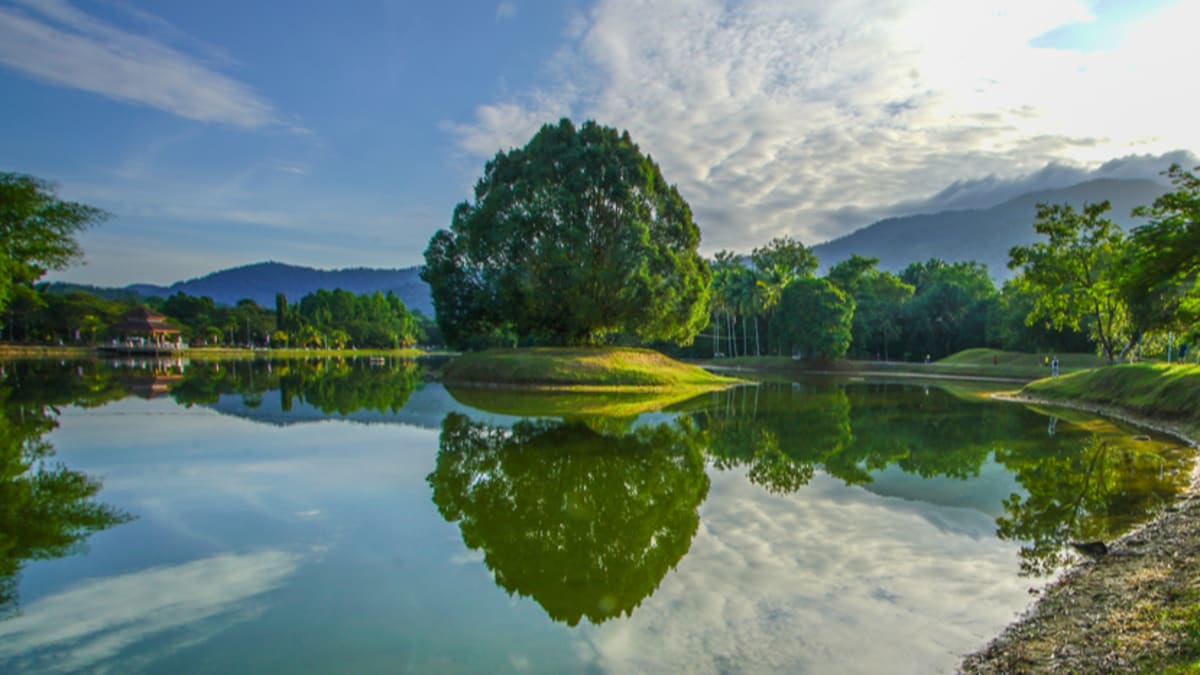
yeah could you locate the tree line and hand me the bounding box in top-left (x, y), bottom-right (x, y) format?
top-left (422, 119), bottom-right (1198, 362)
top-left (1, 284), bottom-right (428, 349)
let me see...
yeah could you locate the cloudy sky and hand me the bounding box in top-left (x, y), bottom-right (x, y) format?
top-left (1, 0), bottom-right (1195, 286)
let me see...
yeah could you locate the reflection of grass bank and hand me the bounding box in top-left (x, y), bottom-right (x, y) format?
top-left (694, 348), bottom-right (1105, 382)
top-left (442, 347), bottom-right (741, 389)
top-left (446, 386), bottom-right (714, 418)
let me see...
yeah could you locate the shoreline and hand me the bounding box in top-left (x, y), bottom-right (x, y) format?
top-left (961, 393), bottom-right (1200, 673)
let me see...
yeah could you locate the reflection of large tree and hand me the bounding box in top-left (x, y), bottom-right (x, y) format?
top-left (0, 362), bottom-right (131, 617)
top-left (428, 413), bottom-right (709, 626)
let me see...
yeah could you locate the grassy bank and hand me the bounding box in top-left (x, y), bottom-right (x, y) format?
top-left (442, 347), bottom-right (741, 389)
top-left (1023, 363), bottom-right (1200, 437)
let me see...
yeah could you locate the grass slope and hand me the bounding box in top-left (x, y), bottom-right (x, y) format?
top-left (442, 347), bottom-right (740, 389)
top-left (1023, 362), bottom-right (1200, 427)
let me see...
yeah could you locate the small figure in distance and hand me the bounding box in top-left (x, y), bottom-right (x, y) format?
top-left (924, 353), bottom-right (930, 364)
top-left (1051, 355), bottom-right (1060, 377)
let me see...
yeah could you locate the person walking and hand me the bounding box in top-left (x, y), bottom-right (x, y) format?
top-left (1051, 355), bottom-right (1060, 377)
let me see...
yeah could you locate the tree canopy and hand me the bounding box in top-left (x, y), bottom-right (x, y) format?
top-left (1126, 164), bottom-right (1200, 336)
top-left (421, 119), bottom-right (710, 348)
top-left (0, 173), bottom-right (108, 315)
top-left (1008, 201), bottom-right (1133, 362)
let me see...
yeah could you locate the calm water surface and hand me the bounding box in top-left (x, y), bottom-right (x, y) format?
top-left (0, 358), bottom-right (1192, 674)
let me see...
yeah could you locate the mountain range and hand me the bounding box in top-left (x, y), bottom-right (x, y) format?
top-left (126, 262), bottom-right (434, 316)
top-left (810, 177), bottom-right (1168, 279)
top-left (54, 176), bottom-right (1168, 315)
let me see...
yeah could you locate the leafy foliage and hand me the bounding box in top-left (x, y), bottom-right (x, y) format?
top-left (774, 277), bottom-right (854, 359)
top-left (422, 119), bottom-right (710, 348)
top-left (1009, 201), bottom-right (1134, 362)
top-left (0, 173), bottom-right (108, 315)
top-left (1127, 164), bottom-right (1200, 338)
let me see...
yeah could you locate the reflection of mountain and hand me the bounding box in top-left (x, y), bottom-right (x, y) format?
top-left (0, 362), bottom-right (132, 616)
top-left (428, 413), bottom-right (709, 626)
top-left (206, 384), bottom-right (479, 430)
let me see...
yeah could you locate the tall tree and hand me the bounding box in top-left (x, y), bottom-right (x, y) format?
top-left (422, 119), bottom-right (711, 348)
top-left (827, 255), bottom-right (913, 360)
top-left (751, 236), bottom-right (818, 354)
top-left (899, 259), bottom-right (997, 359)
top-left (1126, 164), bottom-right (1200, 337)
top-left (0, 173), bottom-right (108, 319)
top-left (774, 278), bottom-right (854, 360)
top-left (1008, 202), bottom-right (1133, 362)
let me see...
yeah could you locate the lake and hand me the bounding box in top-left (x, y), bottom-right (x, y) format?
top-left (0, 357), bottom-right (1191, 674)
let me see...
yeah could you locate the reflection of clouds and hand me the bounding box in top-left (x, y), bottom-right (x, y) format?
top-left (580, 472), bottom-right (1033, 674)
top-left (0, 551), bottom-right (300, 673)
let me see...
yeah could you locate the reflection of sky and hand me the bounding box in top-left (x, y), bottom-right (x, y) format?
top-left (11, 393), bottom-right (1048, 673)
top-left (0, 551), bottom-right (300, 673)
top-left (578, 471), bottom-right (1033, 675)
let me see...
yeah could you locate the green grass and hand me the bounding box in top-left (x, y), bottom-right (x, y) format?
top-left (1023, 362), bottom-right (1200, 428)
top-left (441, 347), bottom-right (741, 389)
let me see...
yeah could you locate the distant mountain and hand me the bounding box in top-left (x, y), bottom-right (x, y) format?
top-left (127, 261), bottom-right (434, 316)
top-left (811, 178), bottom-right (1169, 281)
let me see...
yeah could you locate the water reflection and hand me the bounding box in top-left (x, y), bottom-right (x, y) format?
top-left (428, 413), bottom-right (709, 626)
top-left (169, 357), bottom-right (421, 414)
top-left (696, 383), bottom-right (1191, 576)
top-left (0, 361), bottom-right (131, 617)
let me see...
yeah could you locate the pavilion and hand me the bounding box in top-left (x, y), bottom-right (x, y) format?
top-left (106, 307), bottom-right (185, 353)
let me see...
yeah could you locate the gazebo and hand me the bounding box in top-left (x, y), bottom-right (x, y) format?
top-left (107, 307), bottom-right (185, 353)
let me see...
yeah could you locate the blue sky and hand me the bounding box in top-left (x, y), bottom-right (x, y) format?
top-left (0, 0), bottom-right (1195, 286)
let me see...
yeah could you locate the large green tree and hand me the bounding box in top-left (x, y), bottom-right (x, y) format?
top-left (422, 119), bottom-right (710, 348)
top-left (1126, 164), bottom-right (1200, 338)
top-left (1008, 202), bottom-right (1133, 362)
top-left (774, 277), bottom-right (854, 360)
top-left (827, 255), bottom-right (913, 360)
top-left (898, 259), bottom-right (997, 359)
top-left (0, 173), bottom-right (108, 318)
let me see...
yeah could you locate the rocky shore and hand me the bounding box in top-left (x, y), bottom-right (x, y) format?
top-left (961, 394), bottom-right (1200, 673)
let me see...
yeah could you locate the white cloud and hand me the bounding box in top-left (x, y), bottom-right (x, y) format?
top-left (448, 0), bottom-right (1199, 251)
top-left (496, 1), bottom-right (517, 20)
top-left (0, 551), bottom-right (301, 673)
top-left (0, 0), bottom-right (280, 129)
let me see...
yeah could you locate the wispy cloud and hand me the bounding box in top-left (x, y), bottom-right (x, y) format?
top-left (0, 551), bottom-right (301, 673)
top-left (496, 1), bottom-right (517, 21)
top-left (0, 0), bottom-right (280, 129)
top-left (447, 0), bottom-right (1199, 251)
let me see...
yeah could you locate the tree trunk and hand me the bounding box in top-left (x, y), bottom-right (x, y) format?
top-left (754, 316), bottom-right (761, 356)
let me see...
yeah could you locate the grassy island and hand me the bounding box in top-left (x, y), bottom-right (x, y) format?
top-left (440, 347), bottom-right (742, 390)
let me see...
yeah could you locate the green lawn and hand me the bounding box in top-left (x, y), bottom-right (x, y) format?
top-left (1023, 362), bottom-right (1200, 424)
top-left (441, 347), bottom-right (742, 389)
